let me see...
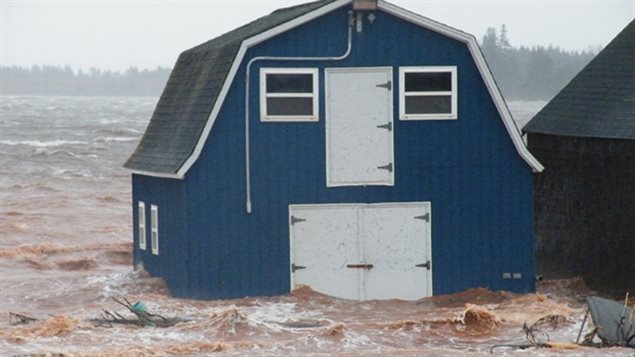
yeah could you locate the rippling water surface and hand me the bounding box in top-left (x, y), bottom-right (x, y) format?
top-left (1, 96), bottom-right (631, 356)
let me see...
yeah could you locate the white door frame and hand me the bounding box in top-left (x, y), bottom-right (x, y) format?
top-left (325, 67), bottom-right (395, 187)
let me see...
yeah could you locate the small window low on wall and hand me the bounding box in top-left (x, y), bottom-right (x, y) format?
top-left (399, 66), bottom-right (457, 120)
top-left (260, 68), bottom-right (319, 122)
top-left (150, 204), bottom-right (159, 255)
top-left (138, 201), bottom-right (146, 250)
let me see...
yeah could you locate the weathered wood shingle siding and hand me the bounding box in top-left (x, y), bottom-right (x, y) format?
top-left (524, 20), bottom-right (634, 297)
top-left (171, 6), bottom-right (535, 299)
top-left (530, 134), bottom-right (635, 295)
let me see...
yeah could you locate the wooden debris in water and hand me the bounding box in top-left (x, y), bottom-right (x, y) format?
top-left (92, 296), bottom-right (186, 328)
top-left (9, 312), bottom-right (38, 325)
top-left (491, 314), bottom-right (570, 352)
top-left (523, 314), bottom-right (567, 344)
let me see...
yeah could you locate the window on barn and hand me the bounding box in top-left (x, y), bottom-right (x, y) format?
top-left (399, 67), bottom-right (457, 120)
top-left (138, 201), bottom-right (146, 250)
top-left (150, 204), bottom-right (159, 255)
top-left (260, 68), bottom-right (319, 121)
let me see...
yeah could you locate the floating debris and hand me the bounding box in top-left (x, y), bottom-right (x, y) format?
top-left (491, 314), bottom-right (568, 352)
top-left (92, 296), bottom-right (188, 328)
top-left (9, 312), bottom-right (38, 326)
top-left (579, 295), bottom-right (634, 348)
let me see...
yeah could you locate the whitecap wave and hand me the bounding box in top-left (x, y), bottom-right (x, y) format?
top-left (1, 139), bottom-right (88, 147)
top-left (93, 136), bottom-right (137, 143)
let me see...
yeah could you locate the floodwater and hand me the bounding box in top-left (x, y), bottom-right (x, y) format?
top-left (1, 95), bottom-right (632, 356)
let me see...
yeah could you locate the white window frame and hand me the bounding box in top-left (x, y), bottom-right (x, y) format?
top-left (150, 204), bottom-right (159, 255)
top-left (138, 201), bottom-right (146, 250)
top-left (399, 66), bottom-right (457, 120)
top-left (260, 68), bottom-right (319, 122)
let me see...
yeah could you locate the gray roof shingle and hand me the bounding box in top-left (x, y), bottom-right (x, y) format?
top-left (523, 19), bottom-right (635, 140)
top-left (124, 0), bottom-right (338, 174)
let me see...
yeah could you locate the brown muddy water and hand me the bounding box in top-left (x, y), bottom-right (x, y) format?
top-left (1, 96), bottom-right (632, 356)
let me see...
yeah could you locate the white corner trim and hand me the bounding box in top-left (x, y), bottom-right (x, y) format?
top-left (165, 0), bottom-right (541, 178)
top-left (175, 0), bottom-right (351, 178)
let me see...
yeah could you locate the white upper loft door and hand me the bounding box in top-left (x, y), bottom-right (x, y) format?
top-left (326, 67), bottom-right (394, 187)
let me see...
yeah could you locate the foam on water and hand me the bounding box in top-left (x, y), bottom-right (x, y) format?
top-left (1, 96), bottom-right (633, 356)
top-left (0, 139), bottom-right (89, 147)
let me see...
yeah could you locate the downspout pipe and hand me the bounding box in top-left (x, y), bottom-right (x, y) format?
top-left (244, 11), bottom-right (355, 214)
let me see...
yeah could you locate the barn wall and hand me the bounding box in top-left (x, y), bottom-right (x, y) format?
top-left (181, 5), bottom-right (535, 299)
top-left (132, 174), bottom-right (189, 296)
top-left (529, 133), bottom-right (635, 296)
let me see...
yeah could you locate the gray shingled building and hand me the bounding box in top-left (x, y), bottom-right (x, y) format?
top-left (523, 20), bottom-right (634, 296)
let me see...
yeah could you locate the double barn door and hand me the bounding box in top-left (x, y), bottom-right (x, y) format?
top-left (290, 203), bottom-right (432, 300)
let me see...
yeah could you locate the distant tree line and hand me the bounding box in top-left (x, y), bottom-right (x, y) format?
top-left (480, 25), bottom-right (596, 100)
top-left (0, 65), bottom-right (171, 97)
top-left (1, 27), bottom-right (596, 100)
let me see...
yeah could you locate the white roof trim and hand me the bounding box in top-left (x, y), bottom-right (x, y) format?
top-left (174, 0), bottom-right (351, 178)
top-left (130, 169), bottom-right (182, 179)
top-left (379, 1), bottom-right (543, 172)
top-left (155, 0), bottom-right (541, 179)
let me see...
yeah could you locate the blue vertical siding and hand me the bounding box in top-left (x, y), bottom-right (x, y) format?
top-left (132, 174), bottom-right (189, 296)
top-left (135, 5), bottom-right (535, 299)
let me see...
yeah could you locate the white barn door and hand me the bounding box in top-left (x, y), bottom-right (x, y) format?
top-left (288, 206), bottom-right (361, 300)
top-left (290, 203), bottom-right (432, 300)
top-left (326, 67), bottom-right (394, 187)
top-left (362, 205), bottom-right (432, 300)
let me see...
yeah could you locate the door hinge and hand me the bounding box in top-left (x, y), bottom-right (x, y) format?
top-left (376, 122), bottom-right (392, 131)
top-left (415, 212), bottom-right (430, 222)
top-left (346, 263), bottom-right (374, 269)
top-left (291, 263), bottom-right (306, 272)
top-left (376, 80), bottom-right (392, 90)
top-left (377, 163), bottom-right (393, 172)
top-left (416, 261), bottom-right (431, 270)
top-left (290, 216), bottom-right (306, 225)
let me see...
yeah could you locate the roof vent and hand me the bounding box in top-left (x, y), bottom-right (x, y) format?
top-left (353, 0), bottom-right (378, 10)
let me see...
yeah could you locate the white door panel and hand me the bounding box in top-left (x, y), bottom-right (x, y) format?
top-left (326, 68), bottom-right (394, 186)
top-left (362, 205), bottom-right (431, 300)
top-left (290, 206), bottom-right (361, 300)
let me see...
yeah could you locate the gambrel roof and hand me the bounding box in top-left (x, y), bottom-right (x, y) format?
top-left (124, 0), bottom-right (338, 175)
top-left (524, 20), bottom-right (635, 140)
top-left (125, 0), bottom-right (543, 178)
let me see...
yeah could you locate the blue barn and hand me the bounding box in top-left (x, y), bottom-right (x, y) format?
top-left (125, 0), bottom-right (543, 300)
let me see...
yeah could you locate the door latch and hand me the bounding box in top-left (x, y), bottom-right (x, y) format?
top-left (416, 261), bottom-right (431, 270)
top-left (346, 264), bottom-right (374, 269)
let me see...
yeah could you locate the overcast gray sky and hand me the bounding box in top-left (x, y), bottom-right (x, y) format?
top-left (1, 0), bottom-right (633, 72)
